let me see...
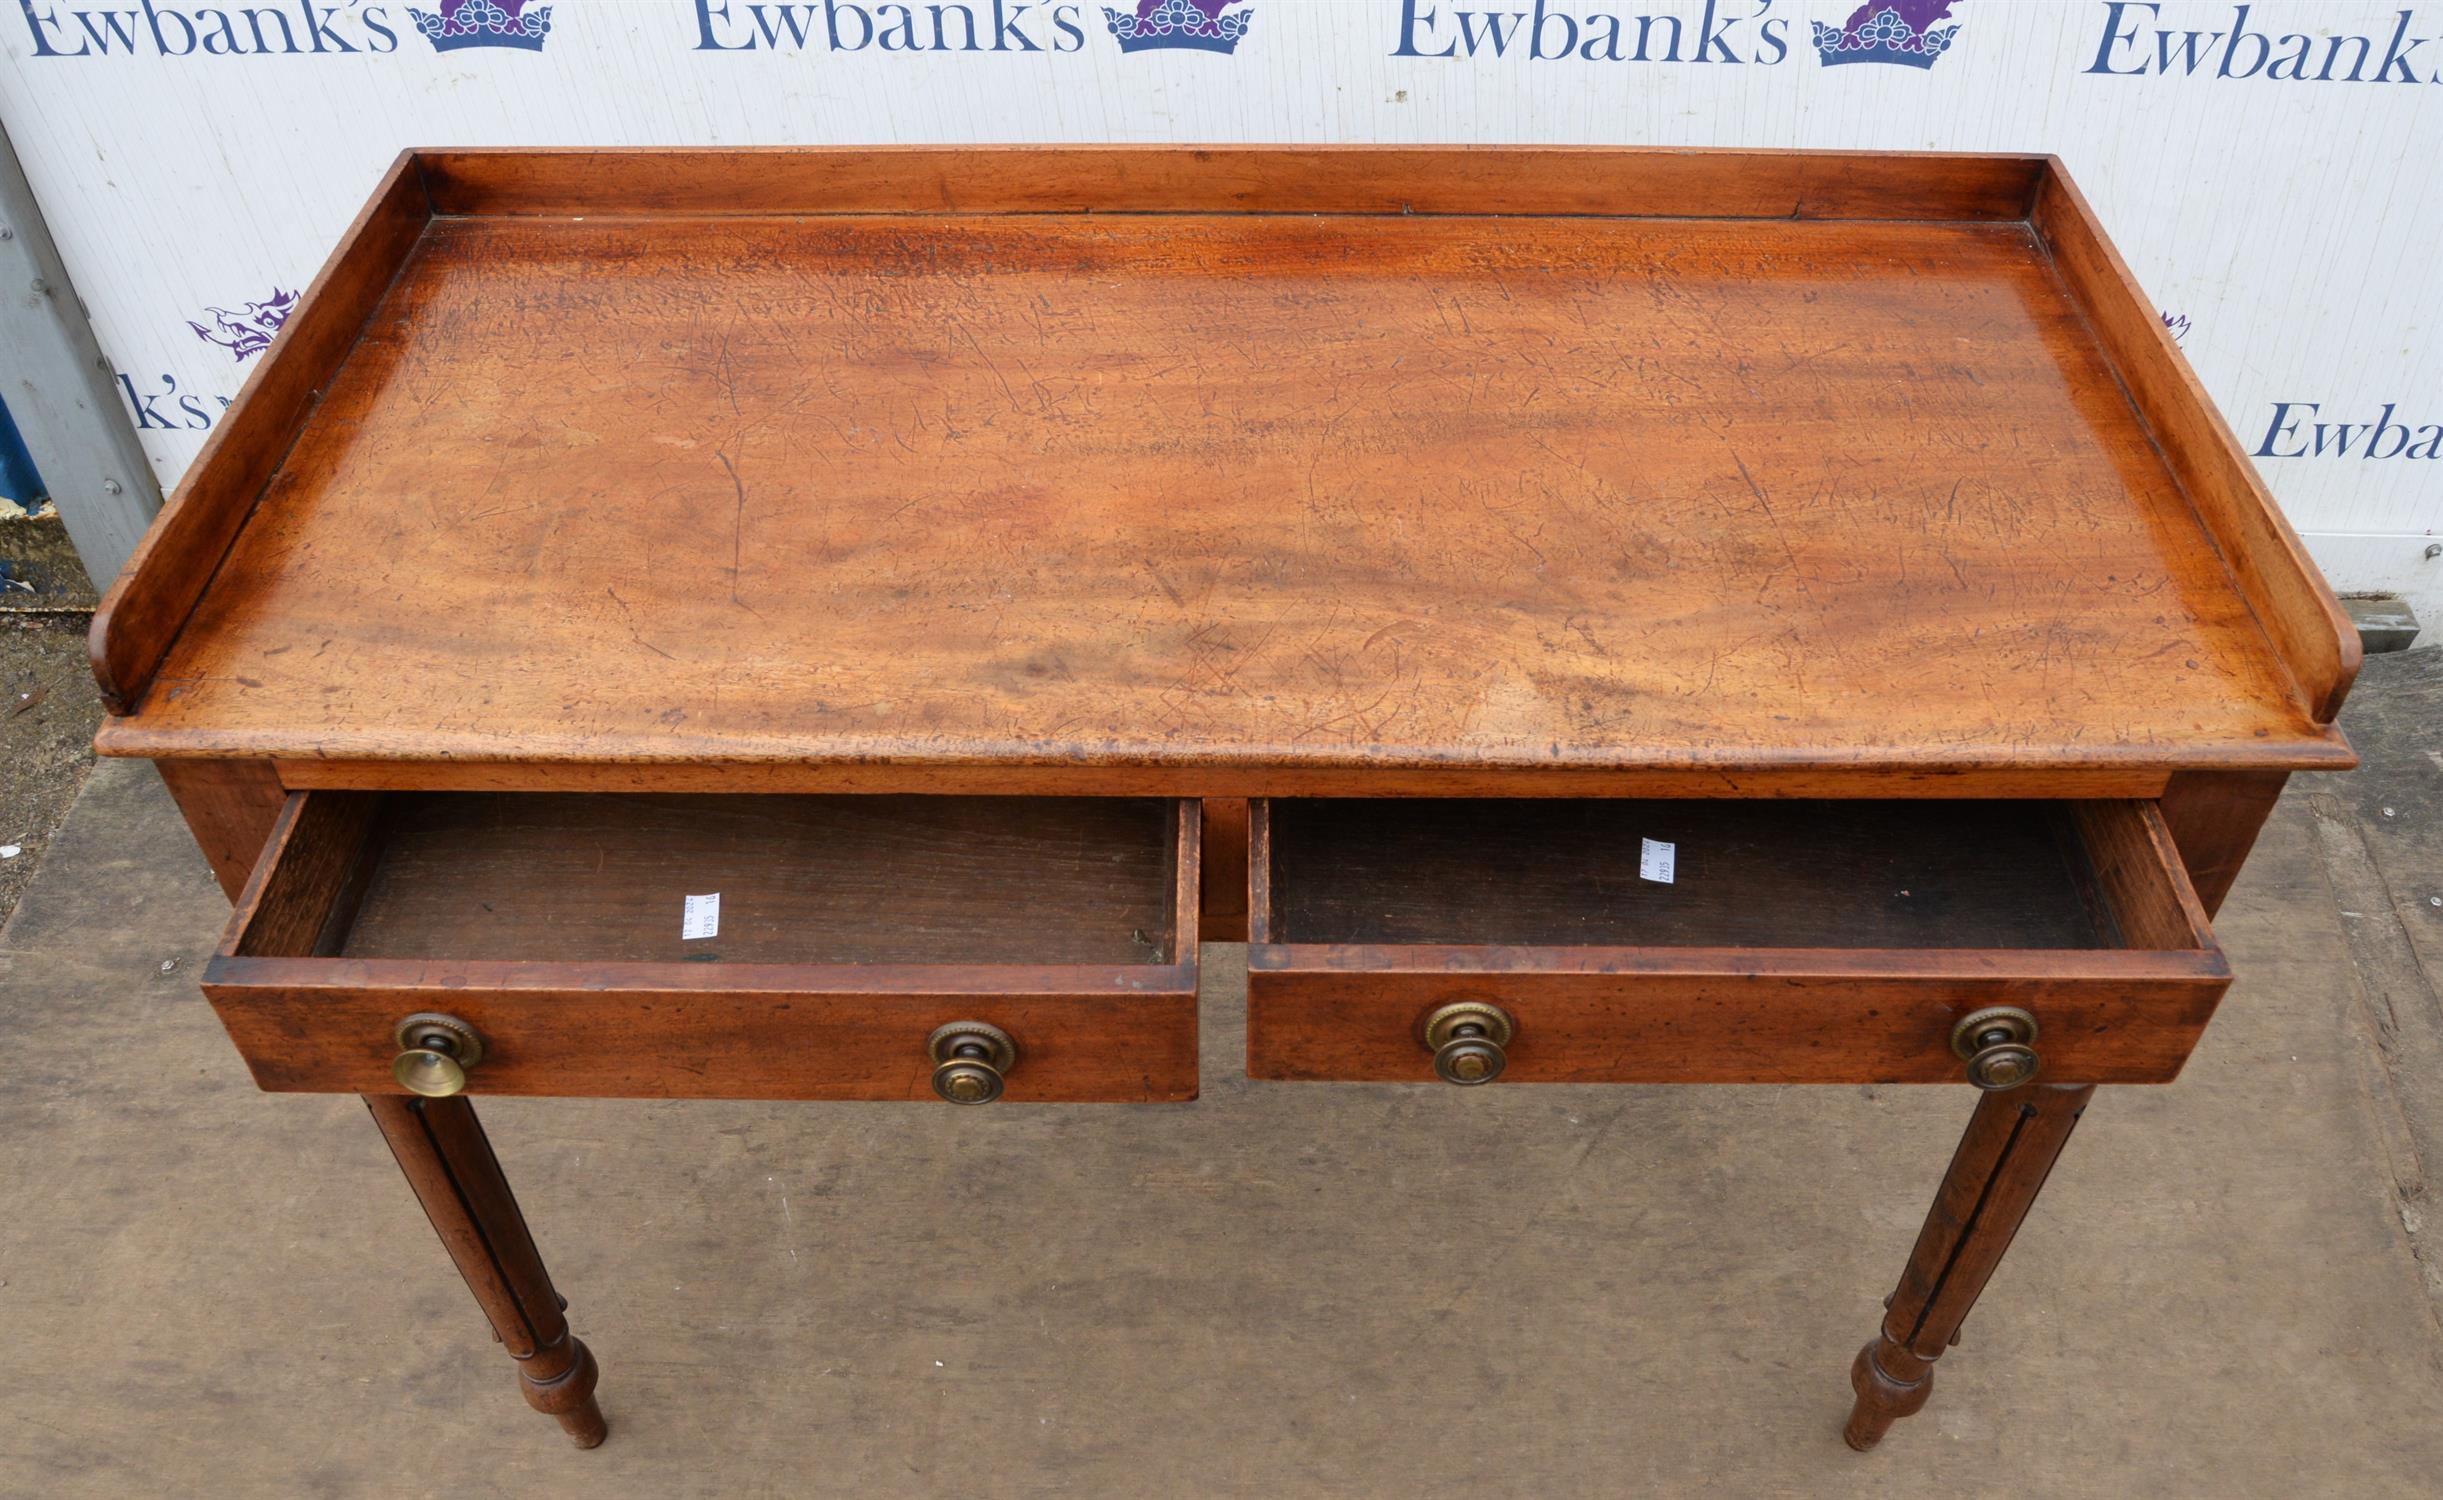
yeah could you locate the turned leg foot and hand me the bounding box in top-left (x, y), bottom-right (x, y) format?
top-left (1844, 1082), bottom-right (2092, 1451)
top-left (521, 1333), bottom-right (607, 1448)
top-left (1844, 1338), bottom-right (1932, 1451)
top-left (366, 1095), bottom-right (609, 1448)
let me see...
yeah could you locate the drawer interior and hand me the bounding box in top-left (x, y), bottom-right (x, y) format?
top-left (1259, 799), bottom-right (2205, 952)
top-left (233, 793), bottom-right (1189, 966)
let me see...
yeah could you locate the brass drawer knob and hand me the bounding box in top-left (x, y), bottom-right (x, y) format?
top-left (928, 1021), bottom-right (1019, 1105)
top-left (1950, 1006), bottom-right (2040, 1091)
top-left (392, 1013), bottom-right (484, 1098)
top-left (1423, 1000), bottom-right (1515, 1086)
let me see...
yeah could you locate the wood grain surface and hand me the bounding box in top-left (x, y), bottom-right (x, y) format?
top-left (337, 793), bottom-right (1184, 966)
top-left (1244, 796), bottom-right (2227, 1085)
top-left (2157, 769), bottom-right (2292, 916)
top-left (155, 759), bottom-right (288, 900)
top-left (96, 203), bottom-right (2343, 786)
top-left (205, 791), bottom-right (1202, 1101)
top-left (209, 970), bottom-right (1201, 1101)
top-left (1262, 798), bottom-right (2122, 950)
top-left (263, 758), bottom-right (2184, 800)
top-left (411, 144), bottom-right (2046, 221)
top-left (1846, 1083), bottom-right (2095, 1449)
top-left (1240, 956), bottom-right (2226, 1085)
top-left (88, 152), bottom-right (429, 717)
top-left (2031, 164), bottom-right (2357, 723)
top-left (364, 1096), bottom-right (607, 1447)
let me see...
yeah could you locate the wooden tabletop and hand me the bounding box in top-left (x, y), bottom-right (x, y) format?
top-left (92, 150), bottom-right (2354, 794)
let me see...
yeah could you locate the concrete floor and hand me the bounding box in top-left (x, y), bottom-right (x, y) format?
top-left (3, 653), bottom-right (2440, 1498)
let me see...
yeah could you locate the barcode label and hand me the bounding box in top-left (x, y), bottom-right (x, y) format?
top-left (682, 892), bottom-right (721, 940)
top-left (1639, 839), bottom-right (1676, 884)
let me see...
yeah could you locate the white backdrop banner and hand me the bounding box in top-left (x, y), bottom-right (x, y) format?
top-left (3, 0), bottom-right (2437, 611)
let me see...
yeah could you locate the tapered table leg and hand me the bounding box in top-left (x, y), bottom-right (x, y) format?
top-left (365, 1095), bottom-right (608, 1448)
top-left (1845, 1082), bottom-right (2094, 1452)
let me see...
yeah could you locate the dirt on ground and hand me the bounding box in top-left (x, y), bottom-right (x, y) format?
top-left (0, 515), bottom-right (103, 930)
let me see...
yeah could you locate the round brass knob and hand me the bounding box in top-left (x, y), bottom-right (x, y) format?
top-left (1422, 1000), bottom-right (1515, 1086)
top-left (928, 1021), bottom-right (1018, 1106)
top-left (391, 1013), bottom-right (484, 1098)
top-left (1950, 1006), bottom-right (2040, 1092)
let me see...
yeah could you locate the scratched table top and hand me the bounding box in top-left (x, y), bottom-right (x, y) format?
top-left (93, 150), bottom-right (2354, 792)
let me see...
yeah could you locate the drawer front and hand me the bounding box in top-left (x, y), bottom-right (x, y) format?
top-left (1246, 798), bottom-right (2229, 1087)
top-left (206, 791), bottom-right (1200, 1102)
top-left (210, 969), bottom-right (1198, 1101)
top-left (1246, 955), bottom-right (2224, 1085)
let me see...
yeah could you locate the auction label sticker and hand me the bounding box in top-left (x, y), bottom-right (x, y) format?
top-left (1639, 839), bottom-right (1676, 884)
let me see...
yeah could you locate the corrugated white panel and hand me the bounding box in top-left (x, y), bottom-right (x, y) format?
top-left (4, 0), bottom-right (2437, 613)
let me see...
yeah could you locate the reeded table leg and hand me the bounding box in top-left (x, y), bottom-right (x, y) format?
top-left (1845, 1082), bottom-right (2094, 1452)
top-left (365, 1095), bottom-right (608, 1448)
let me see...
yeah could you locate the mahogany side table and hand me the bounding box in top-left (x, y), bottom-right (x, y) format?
top-left (89, 146), bottom-right (2357, 1453)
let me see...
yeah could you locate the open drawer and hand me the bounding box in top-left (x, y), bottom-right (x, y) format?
top-left (206, 792), bottom-right (1200, 1102)
top-left (1246, 799), bottom-right (2227, 1087)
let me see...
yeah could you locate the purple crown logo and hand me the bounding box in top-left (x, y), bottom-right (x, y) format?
top-left (1103, 0), bottom-right (1251, 54)
top-left (407, 0), bottom-right (552, 52)
top-left (1812, 1), bottom-right (1957, 68)
top-left (188, 289), bottom-right (297, 363)
top-left (2161, 310), bottom-right (2192, 344)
